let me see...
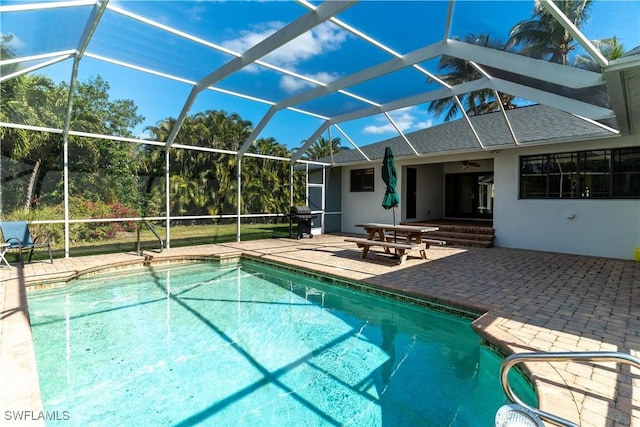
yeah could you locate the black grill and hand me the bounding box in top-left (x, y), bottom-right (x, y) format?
top-left (288, 206), bottom-right (317, 239)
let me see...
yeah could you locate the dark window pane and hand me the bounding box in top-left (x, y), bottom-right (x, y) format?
top-left (519, 147), bottom-right (638, 199)
top-left (550, 153), bottom-right (579, 198)
top-left (613, 147), bottom-right (640, 197)
top-left (351, 168), bottom-right (375, 192)
top-left (581, 150), bottom-right (610, 198)
top-left (520, 155), bottom-right (547, 198)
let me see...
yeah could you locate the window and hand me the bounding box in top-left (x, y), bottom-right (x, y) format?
top-left (613, 148), bottom-right (640, 197)
top-left (520, 147), bottom-right (640, 199)
top-left (351, 168), bottom-right (374, 192)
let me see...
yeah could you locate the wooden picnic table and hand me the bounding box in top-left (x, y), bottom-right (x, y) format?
top-left (345, 223), bottom-right (443, 265)
top-left (355, 223), bottom-right (439, 244)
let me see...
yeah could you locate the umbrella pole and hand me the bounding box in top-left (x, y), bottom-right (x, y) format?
top-left (393, 207), bottom-right (397, 257)
top-left (392, 207), bottom-right (396, 227)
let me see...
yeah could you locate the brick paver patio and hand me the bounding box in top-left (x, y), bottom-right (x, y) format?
top-left (1, 234), bottom-right (638, 426)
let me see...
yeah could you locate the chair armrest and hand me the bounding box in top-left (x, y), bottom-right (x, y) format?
top-left (5, 237), bottom-right (23, 249)
top-left (32, 234), bottom-right (51, 244)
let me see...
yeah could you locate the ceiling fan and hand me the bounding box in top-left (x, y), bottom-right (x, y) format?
top-left (460, 160), bottom-right (481, 170)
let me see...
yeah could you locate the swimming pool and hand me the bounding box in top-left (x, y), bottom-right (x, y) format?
top-left (28, 260), bottom-right (536, 426)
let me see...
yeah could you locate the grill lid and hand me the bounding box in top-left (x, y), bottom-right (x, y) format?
top-left (290, 205), bottom-right (311, 215)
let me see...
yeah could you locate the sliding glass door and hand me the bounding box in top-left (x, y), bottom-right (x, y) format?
top-left (445, 173), bottom-right (494, 219)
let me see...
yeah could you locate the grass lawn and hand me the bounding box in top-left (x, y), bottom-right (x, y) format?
top-left (5, 222), bottom-right (293, 261)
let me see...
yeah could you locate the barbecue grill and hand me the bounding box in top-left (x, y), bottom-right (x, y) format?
top-left (288, 206), bottom-right (317, 239)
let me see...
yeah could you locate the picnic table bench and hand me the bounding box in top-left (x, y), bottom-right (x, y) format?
top-left (345, 223), bottom-right (442, 265)
top-left (383, 233), bottom-right (447, 250)
top-left (344, 237), bottom-right (422, 265)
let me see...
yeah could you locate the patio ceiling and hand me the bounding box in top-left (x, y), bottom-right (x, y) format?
top-left (1, 0), bottom-right (639, 163)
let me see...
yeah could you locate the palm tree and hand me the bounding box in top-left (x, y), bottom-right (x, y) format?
top-left (428, 34), bottom-right (516, 121)
top-left (576, 37), bottom-right (625, 71)
top-left (303, 135), bottom-right (348, 160)
top-left (244, 137), bottom-right (293, 217)
top-left (0, 74), bottom-right (59, 210)
top-left (508, 0), bottom-right (593, 65)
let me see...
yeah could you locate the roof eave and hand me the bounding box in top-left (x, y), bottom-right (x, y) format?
top-left (603, 54), bottom-right (640, 136)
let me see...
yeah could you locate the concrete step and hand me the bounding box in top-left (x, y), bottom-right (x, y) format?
top-left (402, 220), bottom-right (495, 248)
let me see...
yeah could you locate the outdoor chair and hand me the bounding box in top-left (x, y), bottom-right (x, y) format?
top-left (0, 221), bottom-right (53, 265)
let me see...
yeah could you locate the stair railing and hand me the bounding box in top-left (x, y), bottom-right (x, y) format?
top-left (136, 220), bottom-right (164, 256)
top-left (500, 351), bottom-right (640, 427)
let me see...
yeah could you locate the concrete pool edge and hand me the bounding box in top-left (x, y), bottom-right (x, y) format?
top-left (1, 272), bottom-right (45, 427)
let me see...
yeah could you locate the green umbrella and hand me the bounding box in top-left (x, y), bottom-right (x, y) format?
top-left (382, 146), bottom-right (400, 225)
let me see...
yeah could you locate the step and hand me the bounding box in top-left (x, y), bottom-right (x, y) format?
top-left (428, 225), bottom-right (495, 235)
top-left (401, 221), bottom-right (496, 248)
top-left (439, 237), bottom-right (494, 248)
top-left (428, 231), bottom-right (495, 242)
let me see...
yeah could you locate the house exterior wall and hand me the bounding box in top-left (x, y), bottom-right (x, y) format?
top-left (339, 134), bottom-right (639, 260)
top-left (341, 164), bottom-right (400, 232)
top-left (494, 134), bottom-right (640, 260)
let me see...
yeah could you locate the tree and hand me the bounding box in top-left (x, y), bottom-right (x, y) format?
top-left (1, 69), bottom-right (145, 212)
top-left (303, 135), bottom-right (348, 160)
top-left (576, 37), bottom-right (625, 71)
top-left (244, 137), bottom-right (294, 217)
top-left (145, 110), bottom-right (254, 219)
top-left (508, 0), bottom-right (593, 65)
top-left (427, 34), bottom-right (516, 121)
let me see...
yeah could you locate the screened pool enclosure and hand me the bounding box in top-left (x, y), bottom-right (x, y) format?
top-left (1, 0), bottom-right (639, 258)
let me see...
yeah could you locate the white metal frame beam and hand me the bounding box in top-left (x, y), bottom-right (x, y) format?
top-left (443, 39), bottom-right (604, 89)
top-left (60, 0), bottom-right (109, 258)
top-left (237, 41), bottom-right (445, 156)
top-left (164, 0), bottom-right (357, 149)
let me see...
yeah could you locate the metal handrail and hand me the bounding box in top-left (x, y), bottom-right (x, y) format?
top-left (136, 220), bottom-right (164, 256)
top-left (500, 351), bottom-right (640, 427)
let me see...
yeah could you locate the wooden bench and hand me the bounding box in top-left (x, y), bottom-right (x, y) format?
top-left (344, 237), bottom-right (421, 265)
top-left (383, 234), bottom-right (447, 258)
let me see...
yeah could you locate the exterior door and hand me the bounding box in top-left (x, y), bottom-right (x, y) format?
top-left (406, 167), bottom-right (417, 219)
top-left (445, 173), bottom-right (493, 219)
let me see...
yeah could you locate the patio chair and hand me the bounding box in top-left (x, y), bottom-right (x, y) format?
top-left (0, 221), bottom-right (53, 265)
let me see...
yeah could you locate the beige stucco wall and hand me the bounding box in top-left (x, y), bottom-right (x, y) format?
top-left (340, 134), bottom-right (640, 260)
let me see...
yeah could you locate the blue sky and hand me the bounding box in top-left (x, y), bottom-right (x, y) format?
top-left (2, 0), bottom-right (639, 150)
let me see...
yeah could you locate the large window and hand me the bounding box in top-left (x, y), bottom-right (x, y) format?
top-left (520, 147), bottom-right (640, 199)
top-left (350, 168), bottom-right (375, 192)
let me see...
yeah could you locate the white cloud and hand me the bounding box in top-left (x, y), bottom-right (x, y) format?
top-left (279, 71), bottom-right (340, 93)
top-left (221, 21), bottom-right (348, 68)
top-left (279, 75), bottom-right (310, 93)
top-left (363, 122), bottom-right (396, 135)
top-left (362, 107), bottom-right (432, 135)
top-left (264, 22), bottom-right (348, 68)
top-left (187, 6), bottom-right (206, 23)
top-left (221, 21), bottom-right (284, 54)
top-left (221, 21), bottom-right (347, 94)
top-left (2, 33), bottom-right (26, 50)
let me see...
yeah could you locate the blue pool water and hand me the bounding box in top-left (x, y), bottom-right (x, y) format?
top-left (28, 260), bottom-right (536, 426)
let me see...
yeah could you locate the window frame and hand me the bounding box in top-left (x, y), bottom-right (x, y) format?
top-left (350, 167), bottom-right (375, 192)
top-left (519, 147), bottom-right (640, 199)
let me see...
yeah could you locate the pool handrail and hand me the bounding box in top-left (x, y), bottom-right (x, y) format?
top-left (136, 220), bottom-right (164, 255)
top-left (500, 351), bottom-right (640, 427)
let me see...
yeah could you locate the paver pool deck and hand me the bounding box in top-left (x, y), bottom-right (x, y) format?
top-left (1, 234), bottom-right (639, 426)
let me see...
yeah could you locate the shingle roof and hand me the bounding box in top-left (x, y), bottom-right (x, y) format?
top-left (324, 104), bottom-right (618, 164)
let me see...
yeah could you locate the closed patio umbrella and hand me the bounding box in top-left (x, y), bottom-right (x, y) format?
top-left (382, 146), bottom-right (400, 226)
